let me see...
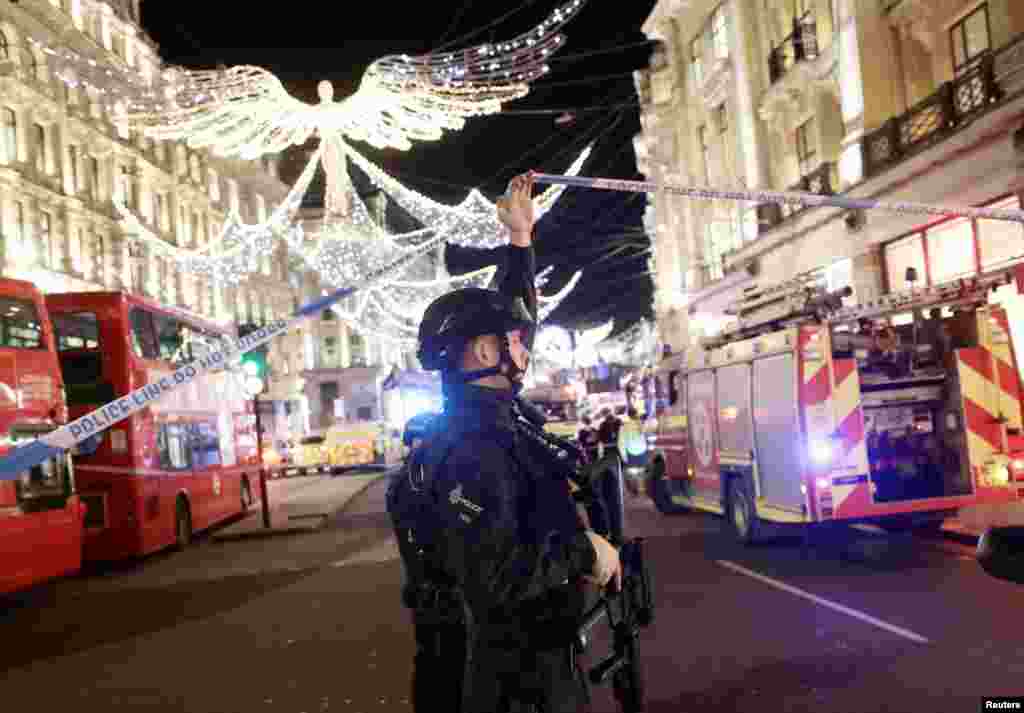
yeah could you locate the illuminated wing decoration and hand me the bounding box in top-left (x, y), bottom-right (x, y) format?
top-left (123, 0), bottom-right (586, 156)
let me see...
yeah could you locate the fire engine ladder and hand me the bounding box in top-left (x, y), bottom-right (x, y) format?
top-left (702, 268), bottom-right (1019, 352)
top-left (829, 269), bottom-right (1017, 325)
top-left (702, 270), bottom-right (851, 349)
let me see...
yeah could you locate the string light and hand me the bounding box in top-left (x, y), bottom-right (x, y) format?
top-left (343, 140), bottom-right (593, 249)
top-left (119, 1), bottom-right (587, 156)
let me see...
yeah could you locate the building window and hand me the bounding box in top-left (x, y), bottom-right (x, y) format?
top-left (152, 192), bottom-right (165, 231)
top-left (87, 156), bottom-right (100, 201)
top-left (12, 201), bottom-right (24, 250)
top-left (950, 3), bottom-right (990, 76)
top-left (698, 125), bottom-right (710, 182)
top-left (689, 37), bottom-right (703, 88)
top-left (208, 168), bottom-right (220, 201)
top-left (702, 216), bottom-right (741, 283)
top-left (70, 227), bottom-right (84, 272)
top-left (39, 212), bottom-right (51, 268)
top-left (710, 4), bottom-right (729, 60)
top-left (0, 29), bottom-right (9, 60)
top-left (795, 119), bottom-right (816, 175)
top-left (24, 49), bottom-right (39, 82)
top-left (884, 234), bottom-right (926, 292)
top-left (117, 165), bottom-right (133, 206)
top-left (33, 124), bottom-right (47, 174)
top-left (67, 145), bottom-right (79, 192)
top-left (927, 218), bottom-right (976, 284)
top-left (2, 108), bottom-right (16, 164)
top-left (978, 196), bottom-right (1023, 270)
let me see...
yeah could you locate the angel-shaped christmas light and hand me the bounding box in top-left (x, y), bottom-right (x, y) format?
top-left (122, 0), bottom-right (586, 156)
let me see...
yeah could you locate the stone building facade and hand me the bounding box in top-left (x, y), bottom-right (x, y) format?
top-left (637, 0), bottom-right (1024, 352)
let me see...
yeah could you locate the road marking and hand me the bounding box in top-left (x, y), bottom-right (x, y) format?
top-left (331, 538), bottom-right (400, 568)
top-left (716, 559), bottom-right (930, 644)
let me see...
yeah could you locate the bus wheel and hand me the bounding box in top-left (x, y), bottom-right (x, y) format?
top-left (648, 460), bottom-right (687, 515)
top-left (728, 478), bottom-right (761, 545)
top-left (241, 477), bottom-right (253, 510)
top-left (175, 497), bottom-right (192, 549)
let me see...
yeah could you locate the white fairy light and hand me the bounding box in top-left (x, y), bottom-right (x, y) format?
top-left (119, 0), bottom-right (588, 157)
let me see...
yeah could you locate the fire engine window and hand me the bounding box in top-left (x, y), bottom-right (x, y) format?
top-left (716, 364), bottom-right (753, 456)
top-left (0, 297), bottom-right (43, 350)
top-left (53, 311), bottom-right (101, 351)
top-left (157, 423), bottom-right (191, 471)
top-left (129, 308), bottom-right (159, 360)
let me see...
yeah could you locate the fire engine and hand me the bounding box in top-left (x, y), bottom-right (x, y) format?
top-left (645, 266), bottom-right (1024, 544)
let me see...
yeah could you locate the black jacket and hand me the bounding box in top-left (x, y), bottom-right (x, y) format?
top-left (427, 384), bottom-right (596, 634)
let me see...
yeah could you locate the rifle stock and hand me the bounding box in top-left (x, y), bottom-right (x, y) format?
top-left (576, 538), bottom-right (654, 713)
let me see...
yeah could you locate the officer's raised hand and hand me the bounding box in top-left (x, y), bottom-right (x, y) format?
top-left (583, 530), bottom-right (623, 592)
top-left (496, 173), bottom-right (535, 247)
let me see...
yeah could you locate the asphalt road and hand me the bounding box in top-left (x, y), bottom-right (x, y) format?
top-left (2, 476), bottom-right (1022, 713)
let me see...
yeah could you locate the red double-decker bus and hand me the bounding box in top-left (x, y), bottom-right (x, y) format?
top-left (0, 279), bottom-right (82, 595)
top-left (46, 292), bottom-right (260, 563)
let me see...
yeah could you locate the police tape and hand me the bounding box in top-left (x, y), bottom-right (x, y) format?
top-left (0, 232), bottom-right (449, 479)
top-left (530, 173), bottom-right (1024, 224)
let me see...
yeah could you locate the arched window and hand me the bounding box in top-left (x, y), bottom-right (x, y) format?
top-left (0, 28), bottom-right (10, 61)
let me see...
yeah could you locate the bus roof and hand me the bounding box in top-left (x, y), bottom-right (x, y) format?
top-left (45, 291), bottom-right (232, 336)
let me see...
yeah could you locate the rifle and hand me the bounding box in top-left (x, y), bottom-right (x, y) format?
top-left (576, 538), bottom-right (654, 713)
top-left (513, 398), bottom-right (656, 711)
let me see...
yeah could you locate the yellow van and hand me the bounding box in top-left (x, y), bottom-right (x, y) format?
top-left (293, 435), bottom-right (329, 474)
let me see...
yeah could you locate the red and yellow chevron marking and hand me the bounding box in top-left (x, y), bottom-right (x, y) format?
top-left (984, 308), bottom-right (1023, 434)
top-left (828, 358), bottom-right (872, 518)
top-left (956, 345), bottom-right (1019, 494)
top-left (799, 326), bottom-right (831, 519)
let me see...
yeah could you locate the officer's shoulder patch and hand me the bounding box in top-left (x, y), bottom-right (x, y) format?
top-left (447, 483), bottom-right (485, 524)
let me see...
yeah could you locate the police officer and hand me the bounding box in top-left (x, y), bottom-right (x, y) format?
top-left (390, 173), bottom-right (587, 712)
top-left (413, 175), bottom-right (622, 713)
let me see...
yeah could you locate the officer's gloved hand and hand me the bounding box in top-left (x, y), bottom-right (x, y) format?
top-left (583, 530), bottom-right (622, 592)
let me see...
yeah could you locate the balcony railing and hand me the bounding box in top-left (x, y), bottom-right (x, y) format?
top-left (768, 14), bottom-right (819, 85)
top-left (862, 33), bottom-right (1024, 178)
top-left (757, 162), bottom-right (837, 235)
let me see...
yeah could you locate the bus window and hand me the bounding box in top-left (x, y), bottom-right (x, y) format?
top-left (0, 297), bottom-right (44, 349)
top-left (190, 422), bottom-right (222, 468)
top-left (129, 308), bottom-right (159, 360)
top-left (53, 311), bottom-right (99, 351)
top-left (12, 428), bottom-right (72, 510)
top-left (51, 311), bottom-right (114, 406)
top-left (153, 314), bottom-right (186, 364)
top-left (157, 424), bottom-right (192, 471)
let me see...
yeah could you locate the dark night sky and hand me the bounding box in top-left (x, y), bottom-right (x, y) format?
top-left (139, 0), bottom-right (658, 333)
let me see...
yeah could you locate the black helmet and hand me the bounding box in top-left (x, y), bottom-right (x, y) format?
top-left (418, 287), bottom-right (535, 372)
